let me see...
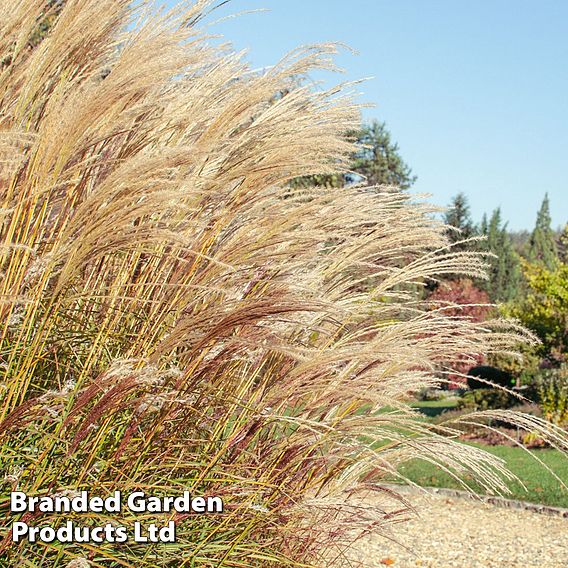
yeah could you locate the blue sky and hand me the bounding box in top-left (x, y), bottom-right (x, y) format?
top-left (165, 0), bottom-right (567, 230)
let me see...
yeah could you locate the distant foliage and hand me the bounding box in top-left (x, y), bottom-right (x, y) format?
top-left (351, 120), bottom-right (417, 189)
top-left (478, 208), bottom-right (522, 303)
top-left (443, 192), bottom-right (476, 252)
top-left (428, 279), bottom-right (492, 385)
top-left (458, 388), bottom-right (519, 411)
top-left (527, 193), bottom-right (558, 270)
top-left (510, 261), bottom-right (568, 362)
top-left (558, 223), bottom-right (568, 264)
top-left (441, 192), bottom-right (566, 381)
top-left (292, 119), bottom-right (416, 190)
top-left (509, 229), bottom-right (531, 256)
top-left (429, 278), bottom-right (491, 321)
top-left (534, 365), bottom-right (568, 425)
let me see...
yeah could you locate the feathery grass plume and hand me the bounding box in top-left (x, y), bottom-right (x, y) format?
top-left (0, 1), bottom-right (566, 566)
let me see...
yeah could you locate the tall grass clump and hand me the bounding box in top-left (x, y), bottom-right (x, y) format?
top-left (0, 1), bottom-right (567, 567)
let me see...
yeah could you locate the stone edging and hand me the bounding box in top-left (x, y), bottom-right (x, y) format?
top-left (381, 483), bottom-right (568, 519)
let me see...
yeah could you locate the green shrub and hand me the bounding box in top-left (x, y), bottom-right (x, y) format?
top-left (535, 366), bottom-right (568, 425)
top-left (457, 389), bottom-right (520, 412)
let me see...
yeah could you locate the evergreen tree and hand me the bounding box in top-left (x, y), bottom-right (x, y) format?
top-left (292, 119), bottom-right (416, 190)
top-left (527, 194), bottom-right (558, 270)
top-left (479, 212), bottom-right (488, 235)
top-left (351, 120), bottom-right (416, 189)
top-left (444, 193), bottom-right (476, 248)
top-left (289, 172), bottom-right (344, 189)
top-left (479, 208), bottom-right (522, 303)
top-left (509, 229), bottom-right (531, 256)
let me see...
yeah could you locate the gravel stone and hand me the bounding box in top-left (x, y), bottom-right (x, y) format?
top-left (345, 491), bottom-right (568, 567)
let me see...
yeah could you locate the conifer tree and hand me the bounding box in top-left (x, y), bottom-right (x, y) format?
top-left (528, 194), bottom-right (558, 270)
top-left (479, 212), bottom-right (488, 235)
top-left (352, 120), bottom-right (416, 189)
top-left (480, 208), bottom-right (522, 303)
top-left (292, 119), bottom-right (416, 190)
top-left (444, 193), bottom-right (476, 251)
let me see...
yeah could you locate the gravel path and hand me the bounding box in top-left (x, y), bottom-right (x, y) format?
top-left (345, 490), bottom-right (568, 567)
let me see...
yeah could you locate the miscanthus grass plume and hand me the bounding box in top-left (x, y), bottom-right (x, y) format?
top-left (0, 1), bottom-right (566, 567)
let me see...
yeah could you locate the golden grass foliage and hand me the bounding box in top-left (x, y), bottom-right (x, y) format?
top-left (0, 1), bottom-right (567, 566)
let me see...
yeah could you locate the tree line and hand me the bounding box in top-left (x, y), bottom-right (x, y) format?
top-left (296, 118), bottom-right (567, 377)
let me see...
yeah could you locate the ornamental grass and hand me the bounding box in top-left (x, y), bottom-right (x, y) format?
top-left (0, 1), bottom-right (566, 567)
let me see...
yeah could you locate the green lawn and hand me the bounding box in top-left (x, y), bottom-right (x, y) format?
top-left (367, 398), bottom-right (567, 507)
top-left (396, 442), bottom-right (568, 508)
